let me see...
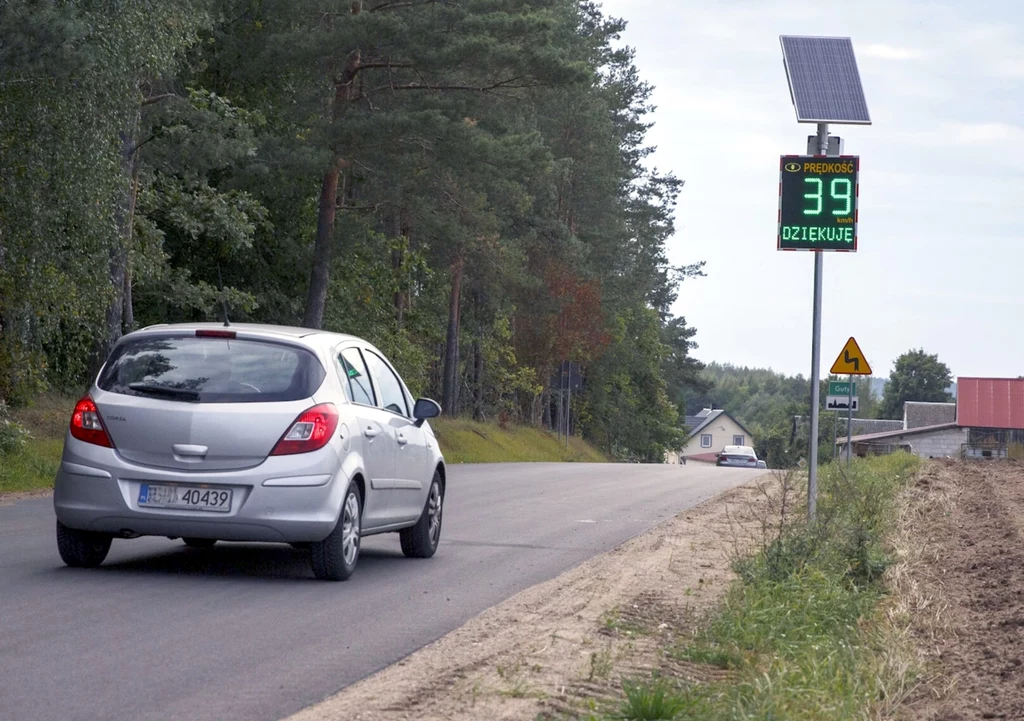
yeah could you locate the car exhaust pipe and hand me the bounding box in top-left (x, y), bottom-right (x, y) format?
top-left (118, 529), bottom-right (141, 539)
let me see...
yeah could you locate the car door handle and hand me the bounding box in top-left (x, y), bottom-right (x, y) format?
top-left (364, 427), bottom-right (379, 438)
top-left (172, 444), bottom-right (208, 457)
top-left (396, 433), bottom-right (408, 446)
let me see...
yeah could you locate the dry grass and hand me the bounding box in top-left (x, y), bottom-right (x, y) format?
top-left (870, 462), bottom-right (962, 716)
top-left (7, 393), bottom-right (76, 439)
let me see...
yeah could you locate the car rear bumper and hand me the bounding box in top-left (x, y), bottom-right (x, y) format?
top-left (53, 437), bottom-right (347, 543)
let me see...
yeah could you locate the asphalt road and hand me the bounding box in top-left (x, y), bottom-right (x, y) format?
top-left (0, 462), bottom-right (756, 721)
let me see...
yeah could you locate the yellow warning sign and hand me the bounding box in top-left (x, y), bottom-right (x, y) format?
top-left (830, 337), bottom-right (872, 376)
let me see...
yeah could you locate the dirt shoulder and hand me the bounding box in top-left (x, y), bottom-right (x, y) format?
top-left (0, 489), bottom-right (51, 506)
top-left (285, 479), bottom-right (768, 721)
top-left (900, 460), bottom-right (1024, 721)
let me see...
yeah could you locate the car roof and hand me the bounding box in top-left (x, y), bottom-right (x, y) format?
top-left (722, 445), bottom-right (755, 454)
top-left (133, 322), bottom-right (363, 345)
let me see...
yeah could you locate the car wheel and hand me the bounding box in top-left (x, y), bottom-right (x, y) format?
top-left (310, 481), bottom-right (361, 581)
top-left (56, 520), bottom-right (112, 568)
top-left (400, 471), bottom-right (443, 559)
top-left (183, 538), bottom-right (217, 549)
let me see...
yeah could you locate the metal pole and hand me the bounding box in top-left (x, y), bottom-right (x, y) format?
top-left (807, 121), bottom-right (828, 522)
top-left (846, 373), bottom-right (853, 466)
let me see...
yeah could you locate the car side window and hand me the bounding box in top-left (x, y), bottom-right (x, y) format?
top-left (363, 350), bottom-right (409, 417)
top-left (338, 348), bottom-right (375, 406)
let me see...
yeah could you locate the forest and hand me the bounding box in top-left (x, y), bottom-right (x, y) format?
top-left (0, 0), bottom-right (708, 462)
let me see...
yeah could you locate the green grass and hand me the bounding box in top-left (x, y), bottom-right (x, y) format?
top-left (431, 418), bottom-right (608, 464)
top-left (0, 394), bottom-right (71, 494)
top-left (0, 437), bottom-right (64, 494)
top-left (591, 453), bottom-right (922, 721)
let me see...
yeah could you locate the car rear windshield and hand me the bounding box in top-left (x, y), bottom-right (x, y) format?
top-left (97, 335), bottom-right (326, 403)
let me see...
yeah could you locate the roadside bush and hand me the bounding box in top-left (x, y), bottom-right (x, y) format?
top-left (736, 454), bottom-right (918, 588)
top-left (0, 401), bottom-right (31, 455)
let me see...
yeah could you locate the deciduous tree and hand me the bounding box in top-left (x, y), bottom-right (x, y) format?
top-left (880, 349), bottom-right (953, 420)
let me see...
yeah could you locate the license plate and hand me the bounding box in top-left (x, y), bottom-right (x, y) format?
top-left (138, 484), bottom-right (232, 513)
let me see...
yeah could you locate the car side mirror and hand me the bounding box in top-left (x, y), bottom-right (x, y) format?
top-left (413, 398), bottom-right (441, 427)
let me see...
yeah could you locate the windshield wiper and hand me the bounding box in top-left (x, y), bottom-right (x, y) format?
top-left (127, 382), bottom-right (200, 402)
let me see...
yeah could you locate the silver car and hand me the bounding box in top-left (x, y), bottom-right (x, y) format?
top-left (53, 323), bottom-right (446, 581)
top-left (716, 445), bottom-right (760, 468)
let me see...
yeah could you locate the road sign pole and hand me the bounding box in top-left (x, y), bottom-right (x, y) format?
top-left (807, 121), bottom-right (828, 522)
top-left (846, 373), bottom-right (853, 466)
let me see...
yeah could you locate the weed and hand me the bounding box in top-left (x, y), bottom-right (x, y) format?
top-left (588, 648), bottom-right (614, 681)
top-left (601, 608), bottom-right (651, 637)
top-left (498, 677), bottom-right (533, 699)
top-left (0, 401), bottom-right (31, 455)
top-left (611, 678), bottom-right (698, 720)
top-left (673, 644), bottom-right (742, 670)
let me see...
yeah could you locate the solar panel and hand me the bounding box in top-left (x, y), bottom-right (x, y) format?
top-left (780, 36), bottom-right (871, 125)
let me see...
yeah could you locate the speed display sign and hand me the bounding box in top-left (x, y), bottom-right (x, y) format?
top-left (778, 155), bottom-right (859, 251)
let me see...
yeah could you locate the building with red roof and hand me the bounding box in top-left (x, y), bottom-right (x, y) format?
top-left (837, 377), bottom-right (1024, 460)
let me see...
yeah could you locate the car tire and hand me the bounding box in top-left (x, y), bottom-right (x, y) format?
top-left (310, 481), bottom-right (361, 581)
top-left (183, 538), bottom-right (217, 549)
top-left (56, 520), bottom-right (112, 568)
top-left (400, 471), bottom-right (443, 559)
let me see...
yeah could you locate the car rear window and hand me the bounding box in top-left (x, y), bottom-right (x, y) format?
top-left (97, 335), bottom-right (326, 403)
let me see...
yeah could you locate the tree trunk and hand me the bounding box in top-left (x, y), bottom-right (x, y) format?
top-left (99, 110), bottom-right (140, 365)
top-left (472, 339), bottom-right (485, 421)
top-left (302, 43), bottom-right (362, 329)
top-left (303, 159), bottom-right (344, 328)
top-left (123, 268), bottom-right (134, 331)
top-left (392, 208), bottom-right (408, 328)
top-left (442, 255), bottom-right (463, 416)
top-left (122, 150), bottom-right (141, 332)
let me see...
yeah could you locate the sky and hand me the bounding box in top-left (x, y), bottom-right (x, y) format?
top-left (599, 0), bottom-right (1024, 380)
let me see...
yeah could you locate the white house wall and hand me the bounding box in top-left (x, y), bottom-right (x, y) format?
top-left (681, 415), bottom-right (753, 458)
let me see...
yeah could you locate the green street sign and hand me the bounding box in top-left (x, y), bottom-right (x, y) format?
top-left (828, 381), bottom-right (856, 396)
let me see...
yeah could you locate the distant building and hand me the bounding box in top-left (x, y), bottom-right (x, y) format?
top-left (956, 377), bottom-right (1024, 458)
top-left (836, 422), bottom-right (964, 459)
top-left (665, 408), bottom-right (754, 464)
top-left (839, 417), bottom-right (904, 436)
top-left (904, 401), bottom-right (956, 430)
top-left (837, 377), bottom-right (1024, 459)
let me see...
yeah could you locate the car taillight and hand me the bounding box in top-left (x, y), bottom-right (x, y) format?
top-left (196, 329), bottom-right (236, 339)
top-left (69, 396), bottom-right (113, 448)
top-left (271, 404), bottom-right (339, 456)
